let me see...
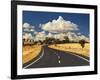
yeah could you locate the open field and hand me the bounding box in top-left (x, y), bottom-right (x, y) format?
top-left (49, 43), bottom-right (90, 57)
top-left (23, 45), bottom-right (42, 64)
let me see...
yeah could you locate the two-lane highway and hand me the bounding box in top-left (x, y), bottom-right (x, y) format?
top-left (24, 46), bottom-right (89, 69)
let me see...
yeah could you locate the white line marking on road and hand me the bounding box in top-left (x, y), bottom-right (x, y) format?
top-left (58, 56), bottom-right (60, 59)
top-left (23, 49), bottom-right (44, 69)
top-left (49, 49), bottom-right (62, 64)
top-left (70, 53), bottom-right (89, 62)
top-left (58, 60), bottom-right (61, 64)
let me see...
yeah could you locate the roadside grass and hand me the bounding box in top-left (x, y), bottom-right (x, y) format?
top-left (49, 43), bottom-right (90, 57)
top-left (22, 45), bottom-right (42, 64)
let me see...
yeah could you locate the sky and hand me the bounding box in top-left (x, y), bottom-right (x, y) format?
top-left (23, 11), bottom-right (89, 37)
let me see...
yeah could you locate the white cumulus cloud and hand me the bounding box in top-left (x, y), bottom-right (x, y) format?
top-left (23, 33), bottom-right (33, 40)
top-left (23, 23), bottom-right (30, 28)
top-left (23, 23), bottom-right (35, 32)
top-left (47, 33), bottom-right (54, 38)
top-left (41, 16), bottom-right (78, 33)
top-left (77, 32), bottom-right (81, 35)
top-left (67, 32), bottom-right (79, 42)
top-left (54, 33), bottom-right (66, 41)
top-left (34, 31), bottom-right (46, 41)
top-left (66, 32), bottom-right (89, 42)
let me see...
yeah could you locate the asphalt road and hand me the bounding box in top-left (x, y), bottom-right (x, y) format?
top-left (24, 46), bottom-right (89, 69)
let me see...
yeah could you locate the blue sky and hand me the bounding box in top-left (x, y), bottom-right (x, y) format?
top-left (23, 11), bottom-right (89, 37)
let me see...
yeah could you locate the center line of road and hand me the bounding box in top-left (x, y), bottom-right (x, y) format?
top-left (49, 48), bottom-right (61, 64)
top-left (58, 56), bottom-right (60, 59)
top-left (58, 56), bottom-right (61, 64)
top-left (58, 60), bottom-right (61, 64)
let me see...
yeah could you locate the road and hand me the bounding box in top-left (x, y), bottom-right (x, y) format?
top-left (24, 46), bottom-right (89, 69)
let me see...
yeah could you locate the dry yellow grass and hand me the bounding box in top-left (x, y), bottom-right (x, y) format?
top-left (49, 43), bottom-right (90, 57)
top-left (23, 45), bottom-right (42, 64)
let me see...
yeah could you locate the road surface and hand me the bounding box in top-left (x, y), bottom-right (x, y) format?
top-left (24, 46), bottom-right (89, 69)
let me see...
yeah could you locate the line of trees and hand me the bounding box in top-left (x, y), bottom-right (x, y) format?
top-left (23, 36), bottom-right (70, 46)
top-left (23, 36), bottom-right (88, 49)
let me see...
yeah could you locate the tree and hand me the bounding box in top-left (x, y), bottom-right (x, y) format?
top-left (79, 39), bottom-right (86, 49)
top-left (64, 36), bottom-right (69, 43)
